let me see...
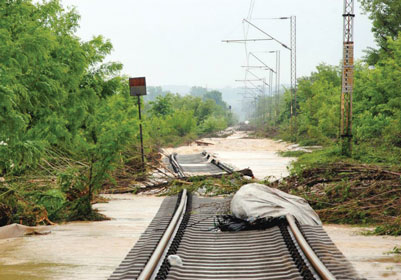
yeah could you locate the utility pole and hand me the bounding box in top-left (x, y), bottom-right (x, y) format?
top-left (290, 16), bottom-right (297, 137)
top-left (272, 50), bottom-right (281, 122)
top-left (340, 0), bottom-right (354, 156)
top-left (269, 69), bottom-right (273, 121)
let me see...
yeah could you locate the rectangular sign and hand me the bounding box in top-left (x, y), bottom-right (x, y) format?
top-left (129, 77), bottom-right (147, 96)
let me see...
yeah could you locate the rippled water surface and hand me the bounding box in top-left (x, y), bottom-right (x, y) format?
top-left (0, 195), bottom-right (164, 280)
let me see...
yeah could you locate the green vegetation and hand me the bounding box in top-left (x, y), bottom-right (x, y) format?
top-left (252, 2), bottom-right (401, 165)
top-left (163, 173), bottom-right (253, 196)
top-left (249, 1), bottom-right (401, 234)
top-left (0, 0), bottom-right (233, 226)
top-left (2, 0), bottom-right (400, 237)
top-left (386, 246), bottom-right (401, 255)
top-left (147, 92), bottom-right (234, 146)
top-left (360, 0), bottom-right (401, 64)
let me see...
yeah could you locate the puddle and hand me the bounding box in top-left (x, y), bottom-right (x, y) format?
top-left (0, 194), bottom-right (164, 280)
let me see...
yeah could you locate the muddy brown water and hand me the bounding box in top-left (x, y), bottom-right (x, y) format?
top-left (163, 131), bottom-right (296, 180)
top-left (1, 132), bottom-right (400, 279)
top-left (0, 195), bottom-right (164, 280)
top-left (324, 225), bottom-right (401, 279)
top-left (165, 131), bottom-right (401, 279)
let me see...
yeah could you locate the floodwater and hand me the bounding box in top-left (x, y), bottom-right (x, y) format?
top-left (324, 224), bottom-right (401, 279)
top-left (164, 131), bottom-right (296, 180)
top-left (0, 194), bottom-right (164, 280)
top-left (1, 131), bottom-right (400, 279)
top-left (165, 131), bottom-right (401, 279)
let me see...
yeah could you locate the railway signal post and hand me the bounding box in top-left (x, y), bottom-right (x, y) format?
top-left (129, 77), bottom-right (147, 170)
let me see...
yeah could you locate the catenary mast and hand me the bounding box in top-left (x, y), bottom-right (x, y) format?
top-left (340, 0), bottom-right (355, 156)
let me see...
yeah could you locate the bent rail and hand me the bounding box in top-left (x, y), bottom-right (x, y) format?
top-left (137, 189), bottom-right (188, 280)
top-left (286, 214), bottom-right (336, 280)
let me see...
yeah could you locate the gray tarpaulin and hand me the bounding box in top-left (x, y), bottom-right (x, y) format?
top-left (231, 183), bottom-right (322, 226)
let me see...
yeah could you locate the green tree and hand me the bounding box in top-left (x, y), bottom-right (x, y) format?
top-left (353, 37), bottom-right (401, 149)
top-left (0, 0), bottom-right (142, 221)
top-left (203, 90), bottom-right (227, 109)
top-left (148, 94), bottom-right (174, 117)
top-left (360, 0), bottom-right (401, 64)
top-left (190, 86), bottom-right (207, 97)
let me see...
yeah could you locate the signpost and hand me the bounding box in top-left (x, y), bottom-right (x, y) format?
top-left (129, 77), bottom-right (147, 169)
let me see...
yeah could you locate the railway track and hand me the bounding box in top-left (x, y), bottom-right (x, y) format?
top-left (168, 152), bottom-right (235, 178)
top-left (110, 154), bottom-right (361, 280)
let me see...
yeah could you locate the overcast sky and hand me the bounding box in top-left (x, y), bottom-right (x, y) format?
top-left (60, 0), bottom-right (376, 88)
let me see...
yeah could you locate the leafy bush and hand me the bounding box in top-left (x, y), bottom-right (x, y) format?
top-left (200, 116), bottom-right (227, 134)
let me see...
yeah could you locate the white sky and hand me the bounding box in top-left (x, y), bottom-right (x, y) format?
top-left (60, 0), bottom-right (376, 88)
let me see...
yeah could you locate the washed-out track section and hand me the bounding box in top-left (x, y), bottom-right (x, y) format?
top-left (109, 194), bottom-right (360, 280)
top-left (167, 152), bottom-right (234, 178)
top-left (109, 195), bottom-right (181, 280)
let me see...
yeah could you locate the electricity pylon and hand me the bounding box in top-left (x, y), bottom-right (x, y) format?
top-left (340, 0), bottom-right (355, 156)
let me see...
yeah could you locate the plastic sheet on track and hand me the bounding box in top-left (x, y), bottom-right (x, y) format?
top-left (166, 196), bottom-right (304, 280)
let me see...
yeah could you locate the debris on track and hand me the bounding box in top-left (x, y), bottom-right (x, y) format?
top-left (270, 162), bottom-right (401, 235)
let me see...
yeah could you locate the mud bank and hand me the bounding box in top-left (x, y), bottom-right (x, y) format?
top-left (0, 194), bottom-right (164, 280)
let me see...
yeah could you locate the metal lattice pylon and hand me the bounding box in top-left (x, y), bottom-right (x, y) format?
top-left (340, 0), bottom-right (354, 156)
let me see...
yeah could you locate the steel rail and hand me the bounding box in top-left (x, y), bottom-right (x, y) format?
top-left (137, 189), bottom-right (188, 280)
top-left (170, 153), bottom-right (185, 178)
top-left (286, 214), bottom-right (336, 280)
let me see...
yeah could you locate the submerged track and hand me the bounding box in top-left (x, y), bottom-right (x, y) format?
top-left (109, 153), bottom-right (360, 280)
